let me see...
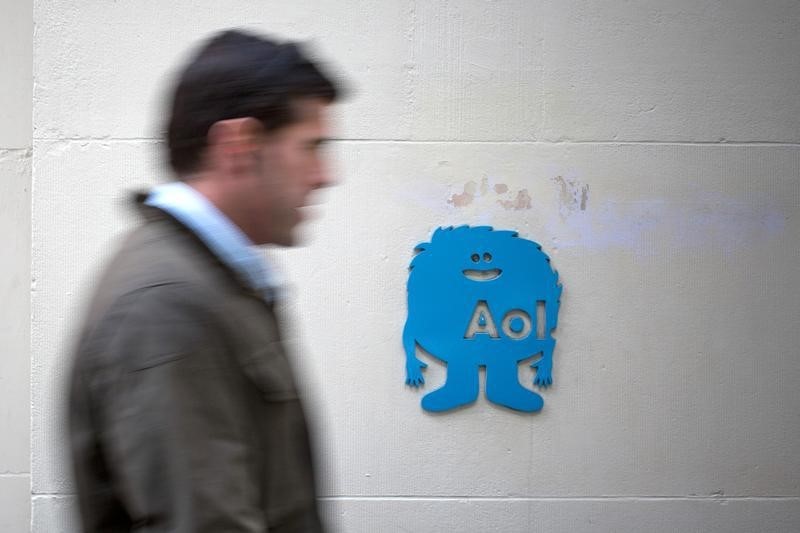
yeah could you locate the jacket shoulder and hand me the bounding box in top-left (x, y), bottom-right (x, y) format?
top-left (85, 217), bottom-right (237, 317)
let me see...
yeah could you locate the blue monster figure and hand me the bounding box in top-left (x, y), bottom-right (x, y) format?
top-left (403, 226), bottom-right (562, 412)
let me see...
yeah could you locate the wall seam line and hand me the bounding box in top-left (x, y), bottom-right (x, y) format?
top-left (318, 496), bottom-right (800, 502)
top-left (28, 138), bottom-right (800, 147)
top-left (30, 494), bottom-right (800, 502)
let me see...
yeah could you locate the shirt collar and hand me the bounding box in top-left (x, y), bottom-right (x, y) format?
top-left (144, 181), bottom-right (280, 301)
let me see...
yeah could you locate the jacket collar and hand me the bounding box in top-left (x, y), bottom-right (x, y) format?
top-left (135, 184), bottom-right (280, 303)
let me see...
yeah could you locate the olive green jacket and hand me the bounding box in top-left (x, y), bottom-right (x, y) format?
top-left (68, 203), bottom-right (323, 532)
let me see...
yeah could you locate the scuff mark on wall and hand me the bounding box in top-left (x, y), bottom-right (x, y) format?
top-left (447, 176), bottom-right (536, 212)
top-left (497, 189), bottom-right (532, 211)
top-left (447, 176), bottom-right (492, 207)
top-left (448, 180), bottom-right (477, 207)
top-left (479, 176), bottom-right (489, 196)
top-left (552, 175), bottom-right (589, 218)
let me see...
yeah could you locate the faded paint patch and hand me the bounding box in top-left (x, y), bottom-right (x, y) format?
top-left (552, 175), bottom-right (589, 218)
top-left (448, 180), bottom-right (477, 207)
top-left (448, 176), bottom-right (533, 211)
top-left (479, 176), bottom-right (489, 195)
top-left (497, 189), bottom-right (532, 211)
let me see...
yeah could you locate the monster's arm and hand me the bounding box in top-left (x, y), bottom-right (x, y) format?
top-left (402, 322), bottom-right (427, 387)
top-left (531, 341), bottom-right (554, 388)
top-left (532, 286), bottom-right (561, 388)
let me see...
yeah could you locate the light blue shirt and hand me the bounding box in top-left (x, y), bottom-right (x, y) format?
top-left (145, 181), bottom-right (279, 302)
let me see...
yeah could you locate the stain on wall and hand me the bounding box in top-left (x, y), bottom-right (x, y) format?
top-left (448, 177), bottom-right (533, 211)
top-left (497, 189), bottom-right (532, 210)
top-left (552, 175), bottom-right (589, 218)
top-left (448, 180), bottom-right (477, 207)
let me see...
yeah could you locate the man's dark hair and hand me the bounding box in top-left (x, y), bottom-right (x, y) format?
top-left (166, 29), bottom-right (342, 175)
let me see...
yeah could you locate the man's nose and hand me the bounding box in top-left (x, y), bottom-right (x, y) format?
top-left (311, 161), bottom-right (335, 190)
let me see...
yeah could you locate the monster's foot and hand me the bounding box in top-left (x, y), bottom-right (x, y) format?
top-left (419, 360), bottom-right (479, 412)
top-left (486, 361), bottom-right (544, 412)
top-left (421, 383), bottom-right (478, 412)
top-left (487, 386), bottom-right (543, 412)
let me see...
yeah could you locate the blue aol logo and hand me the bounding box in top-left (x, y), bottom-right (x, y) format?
top-left (403, 226), bottom-right (562, 412)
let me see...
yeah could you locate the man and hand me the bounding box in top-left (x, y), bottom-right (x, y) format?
top-left (68, 29), bottom-right (342, 532)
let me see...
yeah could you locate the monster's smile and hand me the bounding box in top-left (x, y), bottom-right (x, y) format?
top-left (463, 268), bottom-right (502, 281)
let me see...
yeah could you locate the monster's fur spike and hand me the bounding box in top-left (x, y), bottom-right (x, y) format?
top-left (409, 225), bottom-right (552, 272)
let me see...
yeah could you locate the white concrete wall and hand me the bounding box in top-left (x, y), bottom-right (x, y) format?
top-left (0, 0), bottom-right (32, 531)
top-left (30, 1), bottom-right (800, 532)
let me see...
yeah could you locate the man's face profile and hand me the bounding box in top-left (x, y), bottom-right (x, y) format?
top-left (206, 97), bottom-right (333, 246)
top-left (253, 97), bottom-right (332, 246)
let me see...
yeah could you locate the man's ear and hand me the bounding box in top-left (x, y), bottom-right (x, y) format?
top-left (206, 117), bottom-right (264, 173)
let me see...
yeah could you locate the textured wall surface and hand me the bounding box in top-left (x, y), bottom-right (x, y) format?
top-left (0, 0), bottom-right (32, 531)
top-left (30, 1), bottom-right (800, 532)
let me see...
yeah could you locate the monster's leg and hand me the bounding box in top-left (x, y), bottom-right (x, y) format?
top-left (486, 357), bottom-right (543, 412)
top-left (421, 358), bottom-right (479, 412)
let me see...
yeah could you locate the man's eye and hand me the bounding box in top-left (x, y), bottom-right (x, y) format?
top-left (308, 140), bottom-right (328, 152)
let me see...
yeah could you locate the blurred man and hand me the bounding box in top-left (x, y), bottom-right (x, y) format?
top-left (68, 30), bottom-right (342, 532)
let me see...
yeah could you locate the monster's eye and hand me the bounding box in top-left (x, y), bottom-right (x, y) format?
top-left (471, 253), bottom-right (480, 263)
top-left (483, 252), bottom-right (492, 262)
